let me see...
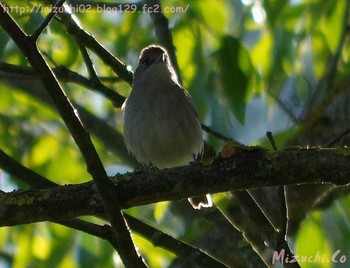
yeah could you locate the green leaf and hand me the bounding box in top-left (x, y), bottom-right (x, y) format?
top-left (154, 202), bottom-right (169, 223)
top-left (190, 0), bottom-right (229, 35)
top-left (217, 35), bottom-right (253, 124)
top-left (295, 211), bottom-right (332, 268)
top-left (263, 0), bottom-right (289, 29)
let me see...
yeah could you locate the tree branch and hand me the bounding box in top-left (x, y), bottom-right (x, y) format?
top-left (145, 0), bottom-right (182, 83)
top-left (0, 148), bottom-right (228, 267)
top-left (43, 0), bottom-right (133, 86)
top-left (0, 6), bottom-right (144, 267)
top-left (0, 62), bottom-right (126, 106)
top-left (306, 0), bottom-right (350, 112)
top-left (123, 214), bottom-right (230, 268)
top-left (0, 146), bottom-right (349, 227)
top-left (31, 0), bottom-right (66, 40)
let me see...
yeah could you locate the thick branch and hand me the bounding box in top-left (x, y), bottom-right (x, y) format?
top-left (0, 7), bottom-right (143, 267)
top-left (0, 149), bottom-right (229, 268)
top-left (0, 147), bottom-right (349, 226)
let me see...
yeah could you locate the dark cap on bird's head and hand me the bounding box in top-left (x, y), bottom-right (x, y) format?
top-left (138, 45), bottom-right (170, 68)
top-left (134, 45), bottom-right (178, 84)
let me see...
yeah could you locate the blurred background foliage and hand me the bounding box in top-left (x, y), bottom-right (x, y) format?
top-left (1, 0), bottom-right (350, 267)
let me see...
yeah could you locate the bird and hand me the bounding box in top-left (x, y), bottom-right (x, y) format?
top-left (122, 45), bottom-right (212, 209)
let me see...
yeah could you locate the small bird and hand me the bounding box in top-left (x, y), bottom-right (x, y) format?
top-left (122, 45), bottom-right (212, 209)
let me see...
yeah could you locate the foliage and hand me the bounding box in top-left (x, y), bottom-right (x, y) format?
top-left (0, 0), bottom-right (350, 267)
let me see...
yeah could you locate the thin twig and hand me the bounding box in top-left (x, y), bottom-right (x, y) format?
top-left (31, 0), bottom-right (67, 41)
top-left (0, 62), bottom-right (125, 107)
top-left (0, 71), bottom-right (133, 165)
top-left (0, 147), bottom-right (228, 268)
top-left (0, 148), bottom-right (56, 189)
top-left (50, 3), bottom-right (133, 84)
top-left (306, 0), bottom-right (350, 111)
top-left (144, 0), bottom-right (235, 147)
top-left (266, 131), bottom-right (296, 267)
top-left (0, 8), bottom-right (145, 267)
top-left (145, 0), bottom-right (182, 84)
top-left (0, 148), bottom-right (123, 253)
top-left (325, 125), bottom-right (350, 147)
top-left (76, 44), bottom-right (125, 107)
top-left (78, 43), bottom-right (100, 81)
top-left (267, 92), bottom-right (299, 125)
top-left (266, 131), bottom-right (277, 150)
top-left (201, 123), bottom-right (232, 142)
top-left (234, 190), bottom-right (300, 268)
top-left (214, 205), bottom-right (270, 267)
top-left (124, 214), bottom-right (229, 268)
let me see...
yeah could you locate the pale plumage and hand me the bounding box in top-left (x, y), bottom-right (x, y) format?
top-left (123, 45), bottom-right (212, 209)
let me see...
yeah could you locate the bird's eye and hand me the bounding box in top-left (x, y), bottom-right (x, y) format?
top-left (141, 58), bottom-right (153, 67)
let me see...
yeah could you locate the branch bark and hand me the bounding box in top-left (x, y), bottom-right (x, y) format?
top-left (0, 146), bottom-right (349, 227)
top-left (0, 6), bottom-right (144, 267)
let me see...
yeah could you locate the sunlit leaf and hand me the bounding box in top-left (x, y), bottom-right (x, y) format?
top-left (32, 224), bottom-right (52, 261)
top-left (30, 135), bottom-right (59, 166)
top-left (13, 225), bottom-right (34, 267)
top-left (40, 22), bottom-right (79, 67)
top-left (134, 233), bottom-right (175, 267)
top-left (311, 31), bottom-right (330, 78)
top-left (251, 31), bottom-right (273, 78)
top-left (190, 0), bottom-right (229, 35)
top-left (319, 1), bottom-right (344, 52)
top-left (295, 212), bottom-right (332, 268)
top-left (1, 0), bottom-right (350, 267)
top-left (154, 201), bottom-right (169, 223)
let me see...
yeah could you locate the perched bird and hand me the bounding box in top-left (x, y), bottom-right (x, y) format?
top-left (122, 45), bottom-right (212, 209)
